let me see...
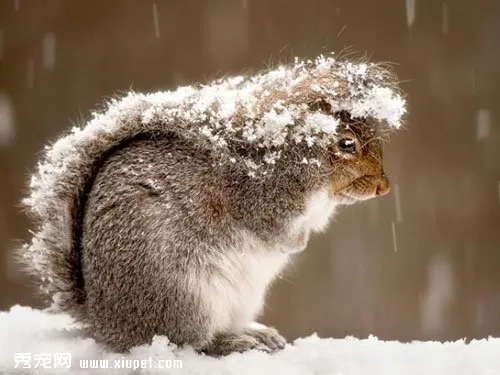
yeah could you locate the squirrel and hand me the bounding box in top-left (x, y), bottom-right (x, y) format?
top-left (20, 55), bottom-right (406, 356)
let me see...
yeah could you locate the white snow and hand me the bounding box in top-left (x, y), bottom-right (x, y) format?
top-left (1, 306), bottom-right (500, 375)
top-left (348, 86), bottom-right (406, 127)
top-left (304, 112), bottom-right (340, 134)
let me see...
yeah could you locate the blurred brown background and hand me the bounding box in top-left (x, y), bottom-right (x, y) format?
top-left (1, 0), bottom-right (499, 342)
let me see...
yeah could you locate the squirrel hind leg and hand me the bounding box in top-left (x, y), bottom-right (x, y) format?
top-left (199, 324), bottom-right (286, 357)
top-left (243, 324), bottom-right (287, 351)
top-left (200, 333), bottom-right (271, 357)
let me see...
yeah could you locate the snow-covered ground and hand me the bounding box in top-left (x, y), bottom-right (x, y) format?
top-left (1, 306), bottom-right (499, 374)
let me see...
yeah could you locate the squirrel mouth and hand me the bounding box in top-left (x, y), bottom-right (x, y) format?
top-left (331, 175), bottom-right (382, 204)
top-left (334, 186), bottom-right (379, 204)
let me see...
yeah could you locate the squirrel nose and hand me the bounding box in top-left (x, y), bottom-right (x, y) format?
top-left (375, 175), bottom-right (390, 196)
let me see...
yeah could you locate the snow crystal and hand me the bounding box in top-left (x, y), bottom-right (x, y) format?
top-left (244, 159), bottom-right (259, 170)
top-left (263, 151), bottom-right (281, 165)
top-left (349, 86), bottom-right (406, 128)
top-left (304, 112), bottom-right (339, 133)
top-left (1, 306), bottom-right (499, 375)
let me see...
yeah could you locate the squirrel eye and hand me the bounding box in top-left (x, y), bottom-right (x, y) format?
top-left (337, 137), bottom-right (357, 154)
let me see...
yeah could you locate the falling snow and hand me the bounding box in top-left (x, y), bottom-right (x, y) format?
top-left (442, 2), bottom-right (449, 34)
top-left (337, 25), bottom-right (347, 37)
top-left (394, 183), bottom-right (402, 223)
top-left (405, 0), bottom-right (416, 28)
top-left (42, 33), bottom-right (56, 70)
top-left (497, 181), bottom-right (500, 205)
top-left (152, 3), bottom-right (160, 38)
top-left (472, 69), bottom-right (477, 95)
top-left (420, 253), bottom-right (454, 335)
top-left (391, 221), bottom-right (398, 253)
top-left (0, 92), bottom-right (15, 147)
top-left (476, 108), bottom-right (491, 140)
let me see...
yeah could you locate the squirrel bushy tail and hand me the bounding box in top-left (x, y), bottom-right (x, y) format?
top-left (20, 54), bottom-right (405, 317)
top-left (21, 96), bottom-right (167, 315)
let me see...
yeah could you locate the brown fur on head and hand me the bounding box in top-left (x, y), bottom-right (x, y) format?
top-left (325, 111), bottom-right (390, 204)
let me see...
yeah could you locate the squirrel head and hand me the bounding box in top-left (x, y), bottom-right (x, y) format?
top-left (191, 55), bottom-right (407, 190)
top-left (325, 111), bottom-right (390, 204)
